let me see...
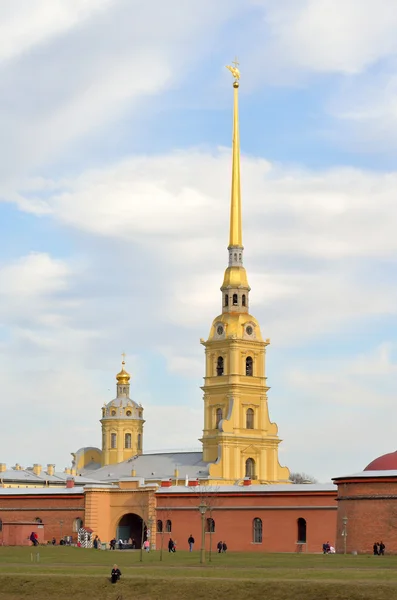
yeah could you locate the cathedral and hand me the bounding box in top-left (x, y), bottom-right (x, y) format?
top-left (71, 65), bottom-right (290, 487)
top-left (1, 65), bottom-right (356, 554)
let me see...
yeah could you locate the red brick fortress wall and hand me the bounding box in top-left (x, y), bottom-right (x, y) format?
top-left (0, 491), bottom-right (85, 544)
top-left (156, 487), bottom-right (337, 553)
top-left (335, 476), bottom-right (397, 554)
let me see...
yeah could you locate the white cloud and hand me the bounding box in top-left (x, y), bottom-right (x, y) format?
top-left (250, 0), bottom-right (397, 76)
top-left (279, 344), bottom-right (397, 480)
top-left (15, 152), bottom-right (397, 259)
top-left (0, 0), bottom-right (111, 63)
top-left (0, 0), bottom-right (240, 190)
top-left (327, 67), bottom-right (397, 148)
top-left (0, 252), bottom-right (70, 296)
top-left (5, 152), bottom-right (397, 355)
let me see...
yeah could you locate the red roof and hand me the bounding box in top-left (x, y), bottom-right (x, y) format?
top-left (364, 450), bottom-right (397, 471)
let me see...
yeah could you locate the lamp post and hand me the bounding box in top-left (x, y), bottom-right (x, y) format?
top-left (342, 516), bottom-right (348, 555)
top-left (198, 500), bottom-right (207, 564)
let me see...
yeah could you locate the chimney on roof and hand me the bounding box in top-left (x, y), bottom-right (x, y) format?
top-left (0, 463), bottom-right (6, 473)
top-left (174, 468), bottom-right (179, 478)
top-left (71, 468), bottom-right (77, 476)
top-left (14, 463), bottom-right (21, 471)
top-left (189, 479), bottom-right (199, 487)
top-left (66, 477), bottom-right (75, 489)
top-left (64, 467), bottom-right (71, 475)
top-left (33, 464), bottom-right (42, 476)
top-left (243, 477), bottom-right (252, 486)
top-left (131, 468), bottom-right (136, 477)
top-left (47, 464), bottom-right (55, 476)
top-left (161, 480), bottom-right (172, 487)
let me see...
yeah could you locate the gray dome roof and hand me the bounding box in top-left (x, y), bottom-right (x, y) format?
top-left (103, 396), bottom-right (143, 419)
top-left (106, 397), bottom-right (139, 409)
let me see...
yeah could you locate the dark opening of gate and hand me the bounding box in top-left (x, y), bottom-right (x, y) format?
top-left (116, 513), bottom-right (144, 543)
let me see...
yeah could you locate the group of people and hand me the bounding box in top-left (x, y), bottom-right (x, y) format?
top-left (322, 541), bottom-right (335, 554)
top-left (109, 537), bottom-right (137, 550)
top-left (373, 541), bottom-right (386, 555)
top-left (217, 540), bottom-right (227, 553)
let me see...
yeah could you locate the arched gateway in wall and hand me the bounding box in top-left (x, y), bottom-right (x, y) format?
top-left (116, 513), bottom-right (144, 543)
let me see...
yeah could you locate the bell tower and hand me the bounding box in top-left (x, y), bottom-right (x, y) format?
top-left (200, 61), bottom-right (290, 484)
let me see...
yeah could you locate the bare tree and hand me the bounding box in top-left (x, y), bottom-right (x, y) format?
top-left (289, 472), bottom-right (318, 484)
top-left (158, 506), bottom-right (173, 561)
top-left (189, 482), bottom-right (222, 562)
top-left (130, 490), bottom-right (152, 563)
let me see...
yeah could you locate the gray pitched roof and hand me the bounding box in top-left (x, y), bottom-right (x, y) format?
top-left (81, 451), bottom-right (210, 482)
top-left (156, 482), bottom-right (337, 494)
top-left (0, 486), bottom-right (86, 496)
top-left (0, 468), bottom-right (106, 486)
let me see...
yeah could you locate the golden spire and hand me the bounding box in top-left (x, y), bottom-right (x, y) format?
top-left (226, 57), bottom-right (242, 247)
top-left (116, 353), bottom-right (130, 385)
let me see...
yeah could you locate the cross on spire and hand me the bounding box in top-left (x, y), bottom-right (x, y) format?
top-left (232, 56), bottom-right (239, 69)
top-left (121, 352), bottom-right (126, 364)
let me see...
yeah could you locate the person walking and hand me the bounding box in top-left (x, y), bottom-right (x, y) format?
top-left (188, 534), bottom-right (195, 552)
top-left (168, 538), bottom-right (174, 553)
top-left (379, 541), bottom-right (385, 555)
top-left (217, 540), bottom-right (222, 554)
top-left (222, 541), bottom-right (227, 553)
top-left (373, 542), bottom-right (379, 556)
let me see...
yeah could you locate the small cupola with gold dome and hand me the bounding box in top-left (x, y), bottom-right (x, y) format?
top-left (116, 360), bottom-right (130, 397)
top-left (100, 355), bottom-right (145, 467)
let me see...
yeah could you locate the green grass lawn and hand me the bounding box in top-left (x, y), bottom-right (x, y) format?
top-left (1, 547), bottom-right (397, 599)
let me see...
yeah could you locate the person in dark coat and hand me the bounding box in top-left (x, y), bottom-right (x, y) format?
top-left (373, 542), bottom-right (379, 555)
top-left (379, 541), bottom-right (385, 555)
top-left (188, 534), bottom-right (195, 552)
top-left (110, 564), bottom-right (121, 584)
top-left (217, 540), bottom-right (222, 554)
top-left (168, 538), bottom-right (174, 553)
top-left (222, 541), bottom-right (227, 553)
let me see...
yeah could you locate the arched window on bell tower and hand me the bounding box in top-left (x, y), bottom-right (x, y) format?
top-left (124, 433), bottom-right (132, 449)
top-left (216, 356), bottom-right (224, 376)
top-left (246, 408), bottom-right (254, 429)
top-left (233, 293), bottom-right (238, 305)
top-left (110, 433), bottom-right (117, 449)
top-left (246, 356), bottom-right (253, 376)
top-left (242, 294), bottom-right (246, 307)
top-left (215, 408), bottom-right (222, 429)
top-left (224, 294), bottom-right (229, 307)
top-left (245, 457), bottom-right (255, 479)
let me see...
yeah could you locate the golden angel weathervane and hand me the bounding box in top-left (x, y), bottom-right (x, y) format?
top-left (226, 57), bottom-right (240, 81)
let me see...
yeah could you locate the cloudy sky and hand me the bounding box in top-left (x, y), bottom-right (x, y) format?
top-left (1, 0), bottom-right (397, 482)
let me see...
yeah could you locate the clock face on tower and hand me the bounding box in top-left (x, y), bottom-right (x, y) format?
top-left (217, 325), bottom-right (224, 336)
